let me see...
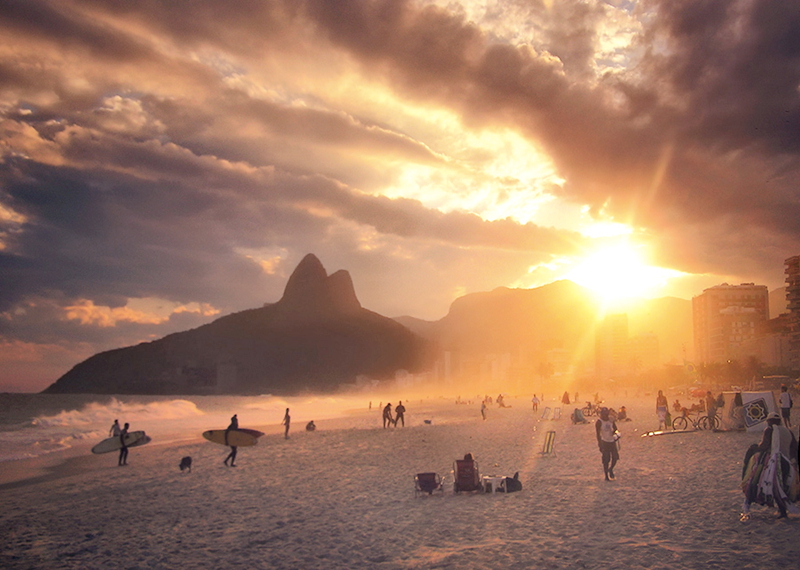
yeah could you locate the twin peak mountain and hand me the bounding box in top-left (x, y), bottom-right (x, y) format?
top-left (45, 254), bottom-right (430, 395)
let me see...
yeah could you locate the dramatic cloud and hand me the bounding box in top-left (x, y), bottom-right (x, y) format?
top-left (1, 0), bottom-right (799, 390)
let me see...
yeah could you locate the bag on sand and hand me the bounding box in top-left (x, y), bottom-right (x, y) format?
top-left (504, 472), bottom-right (522, 493)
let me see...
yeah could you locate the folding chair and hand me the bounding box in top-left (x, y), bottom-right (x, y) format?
top-left (414, 472), bottom-right (443, 496)
top-left (553, 407), bottom-right (561, 420)
top-left (541, 407), bottom-right (552, 420)
top-left (453, 457), bottom-right (482, 492)
top-left (539, 430), bottom-right (556, 457)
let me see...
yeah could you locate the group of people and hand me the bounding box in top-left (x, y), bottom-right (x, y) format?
top-left (381, 401), bottom-right (406, 427)
top-left (656, 385), bottom-right (798, 518)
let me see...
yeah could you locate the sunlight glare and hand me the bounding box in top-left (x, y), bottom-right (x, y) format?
top-left (565, 242), bottom-right (683, 305)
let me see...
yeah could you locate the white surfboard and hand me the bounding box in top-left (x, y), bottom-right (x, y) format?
top-left (91, 431), bottom-right (147, 454)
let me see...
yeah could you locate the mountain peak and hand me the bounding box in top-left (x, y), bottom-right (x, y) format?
top-left (278, 254), bottom-right (361, 316)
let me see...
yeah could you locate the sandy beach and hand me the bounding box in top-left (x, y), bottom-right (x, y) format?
top-left (1, 394), bottom-right (798, 570)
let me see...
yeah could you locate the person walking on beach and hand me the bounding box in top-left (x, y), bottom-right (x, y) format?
top-left (282, 408), bottom-right (291, 439)
top-left (109, 419), bottom-right (121, 437)
top-left (595, 408), bottom-right (619, 481)
top-left (480, 400), bottom-right (487, 420)
top-left (382, 402), bottom-right (393, 428)
top-left (224, 414), bottom-right (238, 467)
top-left (531, 395), bottom-right (539, 412)
top-left (779, 385), bottom-right (793, 428)
top-left (118, 422), bottom-right (130, 466)
top-left (394, 401), bottom-right (406, 427)
top-left (656, 390), bottom-right (668, 430)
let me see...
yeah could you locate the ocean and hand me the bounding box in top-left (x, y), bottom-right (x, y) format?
top-left (0, 392), bottom-right (373, 463)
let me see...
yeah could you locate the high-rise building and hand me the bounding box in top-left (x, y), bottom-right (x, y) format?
top-left (629, 332), bottom-right (660, 371)
top-left (693, 283), bottom-right (769, 364)
top-left (595, 314), bottom-right (629, 379)
top-left (785, 255), bottom-right (800, 370)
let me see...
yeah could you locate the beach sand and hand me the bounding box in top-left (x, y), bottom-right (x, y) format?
top-left (1, 395), bottom-right (798, 569)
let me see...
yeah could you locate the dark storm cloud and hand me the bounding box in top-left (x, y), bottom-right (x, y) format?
top-left (287, 0), bottom-right (800, 275)
top-left (3, 0), bottom-right (800, 388)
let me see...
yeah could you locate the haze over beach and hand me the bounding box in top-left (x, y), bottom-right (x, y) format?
top-left (2, 0), bottom-right (800, 392)
top-left (3, 3), bottom-right (800, 566)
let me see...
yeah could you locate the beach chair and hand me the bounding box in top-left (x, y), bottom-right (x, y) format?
top-left (539, 430), bottom-right (556, 457)
top-left (553, 407), bottom-right (561, 420)
top-left (414, 472), bottom-right (443, 496)
top-left (541, 406), bottom-right (552, 420)
top-left (453, 457), bottom-right (482, 493)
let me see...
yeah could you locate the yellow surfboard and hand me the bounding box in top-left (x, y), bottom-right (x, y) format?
top-left (202, 429), bottom-right (263, 447)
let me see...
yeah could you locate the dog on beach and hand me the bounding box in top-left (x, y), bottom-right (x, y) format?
top-left (179, 456), bottom-right (192, 473)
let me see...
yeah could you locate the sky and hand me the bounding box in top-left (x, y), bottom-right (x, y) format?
top-left (1, 0), bottom-right (800, 392)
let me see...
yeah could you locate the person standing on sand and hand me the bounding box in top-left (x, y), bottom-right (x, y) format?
top-left (382, 402), bottom-right (393, 428)
top-left (531, 395), bottom-right (539, 412)
top-left (656, 390), bottom-right (668, 430)
top-left (224, 414), bottom-right (238, 467)
top-left (779, 385), bottom-right (793, 428)
top-left (705, 391), bottom-right (717, 431)
top-left (118, 422), bottom-right (130, 466)
top-left (595, 408), bottom-right (619, 481)
top-left (394, 401), bottom-right (406, 427)
top-left (282, 408), bottom-right (291, 439)
top-left (481, 400), bottom-right (487, 420)
top-left (109, 419), bottom-right (121, 437)
top-left (741, 412), bottom-right (799, 519)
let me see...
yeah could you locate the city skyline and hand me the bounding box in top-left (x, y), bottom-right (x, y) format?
top-left (2, 1), bottom-right (800, 391)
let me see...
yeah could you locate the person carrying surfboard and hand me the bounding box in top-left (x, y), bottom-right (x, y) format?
top-left (224, 414), bottom-right (238, 467)
top-left (118, 422), bottom-right (130, 466)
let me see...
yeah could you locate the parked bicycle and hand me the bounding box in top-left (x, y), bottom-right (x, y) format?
top-left (672, 409), bottom-right (719, 431)
top-left (582, 401), bottom-right (603, 417)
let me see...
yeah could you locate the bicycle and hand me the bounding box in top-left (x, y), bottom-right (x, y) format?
top-left (672, 409), bottom-right (719, 431)
top-left (582, 401), bottom-right (603, 417)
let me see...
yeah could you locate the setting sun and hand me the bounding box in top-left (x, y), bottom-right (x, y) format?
top-left (565, 242), bottom-right (682, 306)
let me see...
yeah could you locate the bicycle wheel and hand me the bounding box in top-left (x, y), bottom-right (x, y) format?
top-left (672, 416), bottom-right (688, 430)
top-left (710, 415), bottom-right (720, 430)
top-left (582, 406), bottom-right (592, 417)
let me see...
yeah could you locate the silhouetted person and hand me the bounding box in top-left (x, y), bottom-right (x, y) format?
top-left (224, 414), bottom-right (238, 467)
top-left (395, 401), bottom-right (406, 427)
top-left (118, 422), bottom-right (130, 466)
top-left (109, 419), bottom-right (121, 437)
top-left (705, 391), bottom-right (717, 431)
top-left (382, 403), bottom-right (393, 428)
top-left (306, 420), bottom-right (316, 431)
top-left (780, 385), bottom-right (793, 428)
top-left (481, 400), bottom-right (487, 420)
top-left (595, 408), bottom-right (619, 481)
top-left (282, 408), bottom-right (291, 439)
top-left (656, 390), bottom-right (668, 430)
